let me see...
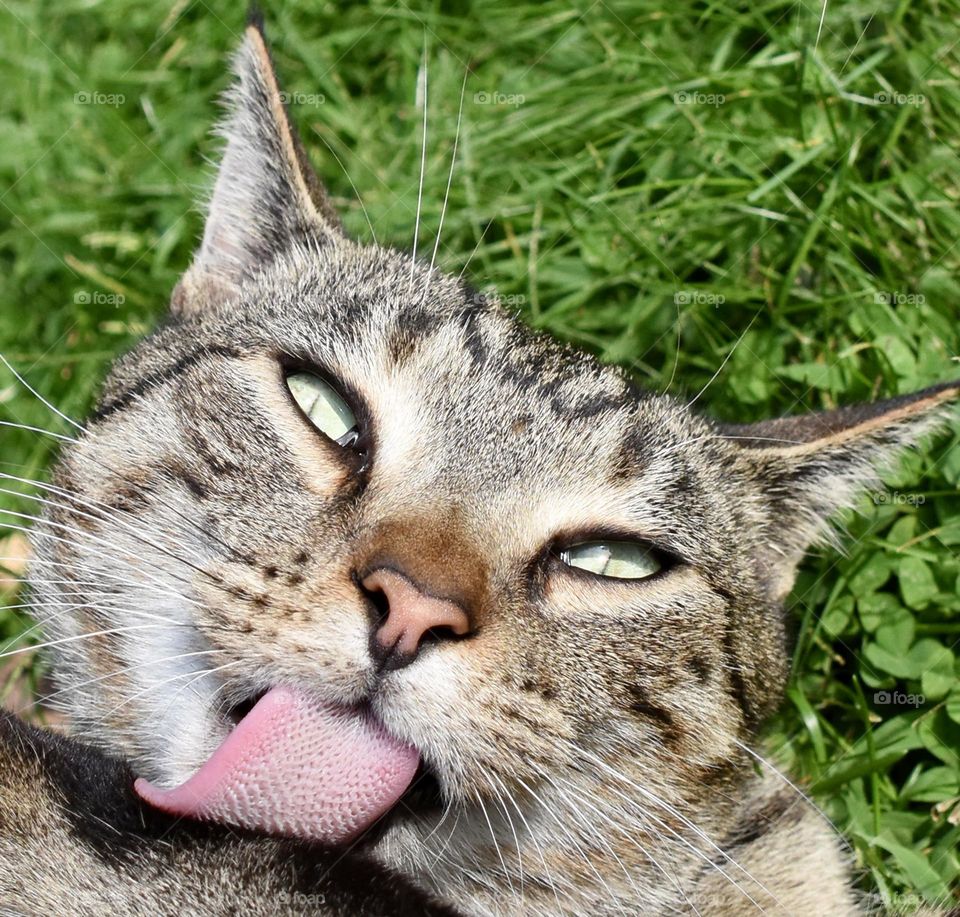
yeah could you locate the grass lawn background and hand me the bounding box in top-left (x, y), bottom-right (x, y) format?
top-left (1, 0), bottom-right (959, 910)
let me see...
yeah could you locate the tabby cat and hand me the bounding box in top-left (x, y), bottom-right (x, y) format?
top-left (1, 15), bottom-right (957, 917)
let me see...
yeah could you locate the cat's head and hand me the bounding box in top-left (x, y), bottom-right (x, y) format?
top-left (34, 20), bottom-right (958, 911)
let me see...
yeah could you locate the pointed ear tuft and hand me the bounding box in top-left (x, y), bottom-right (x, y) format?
top-left (172, 20), bottom-right (344, 316)
top-left (726, 381), bottom-right (960, 596)
top-left (246, 3), bottom-right (265, 32)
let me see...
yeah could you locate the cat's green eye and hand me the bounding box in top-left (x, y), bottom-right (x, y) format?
top-left (560, 541), bottom-right (661, 580)
top-left (286, 372), bottom-right (360, 446)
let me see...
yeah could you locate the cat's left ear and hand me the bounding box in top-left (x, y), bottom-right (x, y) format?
top-left (726, 380), bottom-right (959, 598)
top-left (172, 16), bottom-right (344, 315)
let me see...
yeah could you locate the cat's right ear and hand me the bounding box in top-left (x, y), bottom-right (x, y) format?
top-left (171, 17), bottom-right (344, 316)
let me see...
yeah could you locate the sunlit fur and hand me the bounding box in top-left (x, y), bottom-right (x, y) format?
top-left (23, 21), bottom-right (959, 916)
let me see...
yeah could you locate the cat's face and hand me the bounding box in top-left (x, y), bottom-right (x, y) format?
top-left (57, 235), bottom-right (775, 798)
top-left (32, 22), bottom-right (958, 914)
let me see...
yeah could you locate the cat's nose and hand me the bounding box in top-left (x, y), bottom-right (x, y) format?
top-left (362, 568), bottom-right (470, 671)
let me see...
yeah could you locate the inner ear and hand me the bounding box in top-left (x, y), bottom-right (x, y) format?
top-left (172, 17), bottom-right (345, 316)
top-left (726, 381), bottom-right (959, 597)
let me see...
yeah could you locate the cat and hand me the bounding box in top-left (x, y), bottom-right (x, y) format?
top-left (0, 12), bottom-right (957, 916)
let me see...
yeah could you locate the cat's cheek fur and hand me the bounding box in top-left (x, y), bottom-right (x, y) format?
top-left (542, 568), bottom-right (742, 746)
top-left (34, 370), bottom-right (377, 776)
top-left (191, 573), bottom-right (374, 698)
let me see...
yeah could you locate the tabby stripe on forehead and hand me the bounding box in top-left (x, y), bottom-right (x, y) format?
top-left (91, 345), bottom-right (241, 422)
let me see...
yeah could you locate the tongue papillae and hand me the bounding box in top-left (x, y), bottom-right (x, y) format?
top-left (134, 686), bottom-right (419, 844)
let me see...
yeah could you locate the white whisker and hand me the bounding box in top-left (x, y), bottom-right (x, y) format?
top-left (456, 219), bottom-right (493, 285)
top-left (310, 131), bottom-right (378, 246)
top-left (577, 747), bottom-right (774, 911)
top-left (0, 352), bottom-right (88, 433)
top-left (513, 773), bottom-right (628, 914)
top-left (484, 770), bottom-right (525, 902)
top-left (548, 771), bottom-right (699, 915)
top-left (28, 648), bottom-right (223, 717)
top-left (475, 786), bottom-right (515, 895)
top-left (0, 466), bottom-right (263, 582)
top-left (685, 311), bottom-right (759, 409)
top-left (0, 419), bottom-right (78, 444)
top-left (490, 771), bottom-right (564, 912)
top-left (428, 68), bottom-right (468, 281)
top-left (408, 42), bottom-right (429, 292)
top-left (101, 657), bottom-right (241, 724)
top-left (0, 485), bottom-right (221, 589)
top-left (0, 623), bottom-right (184, 665)
top-left (733, 739), bottom-right (845, 842)
top-left (0, 516), bottom-right (199, 597)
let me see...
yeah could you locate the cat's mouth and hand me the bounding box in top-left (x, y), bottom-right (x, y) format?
top-left (133, 685), bottom-right (422, 845)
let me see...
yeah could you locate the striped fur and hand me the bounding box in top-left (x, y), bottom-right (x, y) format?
top-left (7, 17), bottom-right (958, 916)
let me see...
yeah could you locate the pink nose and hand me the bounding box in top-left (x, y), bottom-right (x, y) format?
top-left (363, 568), bottom-right (471, 664)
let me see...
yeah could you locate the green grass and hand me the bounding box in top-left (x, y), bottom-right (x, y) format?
top-left (1, 0), bottom-right (959, 909)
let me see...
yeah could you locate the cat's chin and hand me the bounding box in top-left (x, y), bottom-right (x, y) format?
top-left (134, 685), bottom-right (423, 846)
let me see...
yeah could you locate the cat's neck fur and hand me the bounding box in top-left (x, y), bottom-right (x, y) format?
top-left (373, 771), bottom-right (859, 915)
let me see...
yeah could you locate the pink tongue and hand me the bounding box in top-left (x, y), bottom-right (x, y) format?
top-left (134, 686), bottom-right (419, 844)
